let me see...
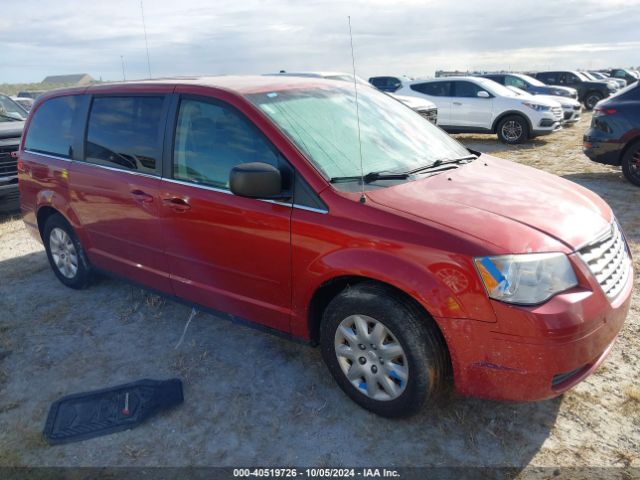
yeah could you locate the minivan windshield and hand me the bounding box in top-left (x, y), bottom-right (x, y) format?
top-left (247, 85), bottom-right (470, 180)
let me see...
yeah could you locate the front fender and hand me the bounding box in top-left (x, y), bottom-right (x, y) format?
top-left (291, 247), bottom-right (496, 338)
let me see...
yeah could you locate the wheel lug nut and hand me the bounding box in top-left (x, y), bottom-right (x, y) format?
top-left (371, 365), bottom-right (378, 374)
top-left (358, 344), bottom-right (366, 350)
top-left (379, 358), bottom-right (384, 364)
top-left (358, 357), bottom-right (367, 365)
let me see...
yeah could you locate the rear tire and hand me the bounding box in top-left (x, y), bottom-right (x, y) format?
top-left (43, 214), bottom-right (92, 289)
top-left (584, 92), bottom-right (603, 110)
top-left (320, 282), bottom-right (449, 417)
top-left (497, 115), bottom-right (529, 144)
top-left (621, 140), bottom-right (640, 187)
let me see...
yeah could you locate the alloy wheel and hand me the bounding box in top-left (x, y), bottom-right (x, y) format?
top-left (49, 227), bottom-right (79, 279)
top-left (501, 120), bottom-right (523, 142)
top-left (334, 314), bottom-right (408, 401)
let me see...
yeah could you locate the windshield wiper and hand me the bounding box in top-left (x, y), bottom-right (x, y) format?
top-left (330, 170), bottom-right (410, 184)
top-left (406, 154), bottom-right (478, 174)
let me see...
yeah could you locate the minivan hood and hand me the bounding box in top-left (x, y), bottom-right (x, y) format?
top-left (366, 155), bottom-right (612, 252)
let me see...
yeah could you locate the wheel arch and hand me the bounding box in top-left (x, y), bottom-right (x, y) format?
top-left (35, 191), bottom-right (83, 242)
top-left (307, 275), bottom-right (448, 350)
top-left (491, 110), bottom-right (532, 134)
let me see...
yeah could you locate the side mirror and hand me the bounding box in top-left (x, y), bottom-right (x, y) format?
top-left (230, 162), bottom-right (282, 198)
top-left (477, 90), bottom-right (490, 98)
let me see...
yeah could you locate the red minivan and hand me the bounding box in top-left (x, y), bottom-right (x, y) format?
top-left (18, 76), bottom-right (633, 417)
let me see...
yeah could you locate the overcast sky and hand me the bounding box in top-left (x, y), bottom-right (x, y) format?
top-left (2, 0), bottom-right (639, 83)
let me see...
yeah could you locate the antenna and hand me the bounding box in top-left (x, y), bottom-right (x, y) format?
top-left (347, 16), bottom-right (366, 204)
top-left (140, 1), bottom-right (152, 79)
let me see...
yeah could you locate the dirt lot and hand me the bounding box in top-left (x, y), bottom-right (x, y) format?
top-left (0, 113), bottom-right (638, 474)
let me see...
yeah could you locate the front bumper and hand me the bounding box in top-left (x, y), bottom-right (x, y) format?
top-left (438, 252), bottom-right (632, 402)
top-left (562, 106), bottom-right (582, 124)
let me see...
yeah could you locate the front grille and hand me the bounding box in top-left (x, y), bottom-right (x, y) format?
top-left (579, 222), bottom-right (632, 300)
top-left (418, 108), bottom-right (438, 125)
top-left (0, 142), bottom-right (19, 179)
top-left (551, 106), bottom-right (563, 121)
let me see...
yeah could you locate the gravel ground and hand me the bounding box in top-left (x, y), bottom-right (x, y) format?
top-left (0, 113), bottom-right (638, 474)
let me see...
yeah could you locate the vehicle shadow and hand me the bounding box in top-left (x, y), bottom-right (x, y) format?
top-left (0, 249), bottom-right (562, 471)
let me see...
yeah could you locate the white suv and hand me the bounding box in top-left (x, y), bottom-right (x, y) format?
top-left (396, 76), bottom-right (563, 144)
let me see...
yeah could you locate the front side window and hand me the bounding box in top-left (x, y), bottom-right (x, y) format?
top-left (25, 96), bottom-right (79, 157)
top-left (247, 84), bottom-right (470, 181)
top-left (85, 96), bottom-right (164, 174)
top-left (453, 81), bottom-right (484, 97)
top-left (173, 98), bottom-right (279, 189)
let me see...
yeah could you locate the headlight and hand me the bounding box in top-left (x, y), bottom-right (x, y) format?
top-left (522, 101), bottom-right (550, 112)
top-left (474, 253), bottom-right (578, 305)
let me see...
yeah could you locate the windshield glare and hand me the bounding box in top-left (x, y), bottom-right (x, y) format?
top-left (247, 85), bottom-right (469, 180)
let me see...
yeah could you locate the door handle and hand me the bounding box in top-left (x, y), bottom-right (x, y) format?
top-left (453, 101), bottom-right (462, 106)
top-left (130, 189), bottom-right (154, 203)
top-left (162, 197), bottom-right (191, 212)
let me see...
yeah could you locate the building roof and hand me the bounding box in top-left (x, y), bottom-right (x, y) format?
top-left (42, 74), bottom-right (94, 85)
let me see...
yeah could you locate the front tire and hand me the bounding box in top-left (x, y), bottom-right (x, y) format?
top-left (43, 214), bottom-right (92, 289)
top-left (621, 140), bottom-right (640, 187)
top-left (497, 115), bottom-right (529, 144)
top-left (320, 282), bottom-right (449, 417)
top-left (584, 92), bottom-right (603, 110)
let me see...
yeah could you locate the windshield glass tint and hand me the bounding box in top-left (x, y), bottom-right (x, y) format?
top-left (246, 85), bottom-right (469, 179)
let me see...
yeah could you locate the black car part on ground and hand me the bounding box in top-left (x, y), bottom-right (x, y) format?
top-left (43, 378), bottom-right (184, 445)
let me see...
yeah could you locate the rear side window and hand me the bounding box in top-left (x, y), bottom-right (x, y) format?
top-left (410, 82), bottom-right (451, 96)
top-left (25, 96), bottom-right (80, 158)
top-left (85, 96), bottom-right (164, 174)
top-left (173, 98), bottom-right (279, 190)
